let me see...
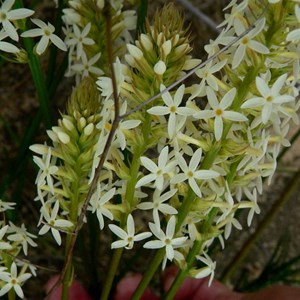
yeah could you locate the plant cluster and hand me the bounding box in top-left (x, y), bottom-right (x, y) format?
top-left (0, 0), bottom-right (299, 299)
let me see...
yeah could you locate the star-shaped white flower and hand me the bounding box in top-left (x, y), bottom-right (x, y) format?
top-left (144, 216), bottom-right (187, 267)
top-left (0, 199), bottom-right (15, 212)
top-left (89, 184), bottom-right (115, 230)
top-left (109, 214), bottom-right (152, 249)
top-left (195, 253), bottom-right (216, 286)
top-left (33, 147), bottom-right (58, 195)
top-left (71, 52), bottom-right (103, 78)
top-left (66, 22), bottom-right (94, 59)
top-left (0, 30), bottom-right (19, 52)
top-left (0, 225), bottom-right (12, 251)
top-left (39, 200), bottom-right (73, 245)
top-left (0, 262), bottom-right (32, 298)
top-left (136, 146), bottom-right (177, 190)
top-left (171, 148), bottom-right (219, 197)
top-left (137, 189), bottom-right (178, 223)
top-left (194, 87), bottom-right (247, 141)
top-left (231, 18), bottom-right (269, 69)
top-left (0, 0), bottom-right (34, 41)
top-left (21, 18), bottom-right (67, 55)
top-left (7, 222), bottom-right (37, 255)
top-left (241, 74), bottom-right (295, 124)
top-left (147, 84), bottom-right (194, 137)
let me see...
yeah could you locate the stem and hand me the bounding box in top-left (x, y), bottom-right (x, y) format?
top-left (164, 240), bottom-right (202, 300)
top-left (131, 249), bottom-right (166, 300)
top-left (100, 248), bottom-right (124, 300)
top-left (61, 167), bottom-right (81, 299)
top-left (8, 290), bottom-right (16, 300)
top-left (15, 0), bottom-right (52, 127)
top-left (221, 168), bottom-right (300, 283)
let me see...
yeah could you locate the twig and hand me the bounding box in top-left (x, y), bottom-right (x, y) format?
top-left (176, 0), bottom-right (221, 33)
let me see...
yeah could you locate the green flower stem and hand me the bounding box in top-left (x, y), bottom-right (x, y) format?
top-left (46, 0), bottom-right (64, 88)
top-left (100, 248), bottom-right (124, 300)
top-left (100, 111), bottom-right (153, 300)
top-left (136, 0), bottom-right (148, 34)
top-left (8, 290), bottom-right (16, 300)
top-left (15, 0), bottom-right (52, 127)
top-left (24, 42), bottom-right (52, 127)
top-left (221, 168), bottom-right (300, 284)
top-left (61, 166), bottom-right (82, 299)
top-left (131, 249), bottom-right (166, 300)
top-left (164, 240), bottom-right (202, 300)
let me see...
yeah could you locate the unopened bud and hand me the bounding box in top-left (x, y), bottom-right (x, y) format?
top-left (154, 60), bottom-right (166, 75)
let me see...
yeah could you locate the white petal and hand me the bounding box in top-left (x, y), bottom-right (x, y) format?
top-left (223, 111), bottom-right (248, 121)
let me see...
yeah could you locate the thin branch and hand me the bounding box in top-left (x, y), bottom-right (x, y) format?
top-left (176, 0), bottom-right (221, 33)
top-left (120, 4), bottom-right (269, 119)
top-left (46, 1), bottom-right (121, 297)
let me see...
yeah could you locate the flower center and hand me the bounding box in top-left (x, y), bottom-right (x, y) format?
top-left (127, 236), bottom-right (133, 243)
top-left (44, 29), bottom-right (51, 36)
top-left (170, 106), bottom-right (177, 113)
top-left (105, 122), bottom-right (112, 131)
top-left (215, 108), bottom-right (223, 116)
top-left (11, 278), bottom-right (17, 285)
top-left (165, 238), bottom-right (171, 245)
top-left (266, 95), bottom-right (273, 102)
top-left (242, 36), bottom-right (249, 45)
top-left (156, 169), bottom-right (162, 176)
top-left (187, 170), bottom-right (194, 178)
top-left (0, 12), bottom-right (7, 20)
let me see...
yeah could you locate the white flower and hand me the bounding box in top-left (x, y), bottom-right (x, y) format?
top-left (96, 57), bottom-right (124, 100)
top-left (89, 184), bottom-right (115, 230)
top-left (137, 189), bottom-right (178, 223)
top-left (195, 60), bottom-right (227, 91)
top-left (223, 213), bottom-right (242, 239)
top-left (0, 30), bottom-right (19, 52)
top-left (171, 149), bottom-right (219, 197)
top-left (147, 84), bottom-right (194, 137)
top-left (66, 22), bottom-right (94, 59)
top-left (193, 87), bottom-right (247, 141)
top-left (244, 188), bottom-right (260, 226)
top-left (101, 101), bottom-right (140, 150)
top-left (33, 147), bottom-right (58, 195)
top-left (7, 222), bottom-right (37, 255)
top-left (0, 262), bottom-right (32, 298)
top-left (195, 253), bottom-right (216, 286)
top-left (136, 146), bottom-right (177, 190)
top-left (287, 5), bottom-right (300, 41)
top-left (0, 225), bottom-right (12, 251)
top-left (144, 216), bottom-right (187, 268)
top-left (0, 199), bottom-right (15, 212)
top-left (21, 18), bottom-right (67, 55)
top-left (109, 214), bottom-right (152, 249)
top-left (71, 52), bottom-right (103, 78)
top-left (0, 0), bottom-right (34, 41)
top-left (241, 74), bottom-right (295, 124)
top-left (39, 200), bottom-right (73, 245)
top-left (231, 18), bottom-right (269, 69)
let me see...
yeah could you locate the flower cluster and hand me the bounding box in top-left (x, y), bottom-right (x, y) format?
top-left (0, 0), bottom-right (68, 57)
top-left (0, 200), bottom-right (36, 298)
top-left (62, 0), bottom-right (136, 83)
top-left (27, 0), bottom-right (300, 298)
